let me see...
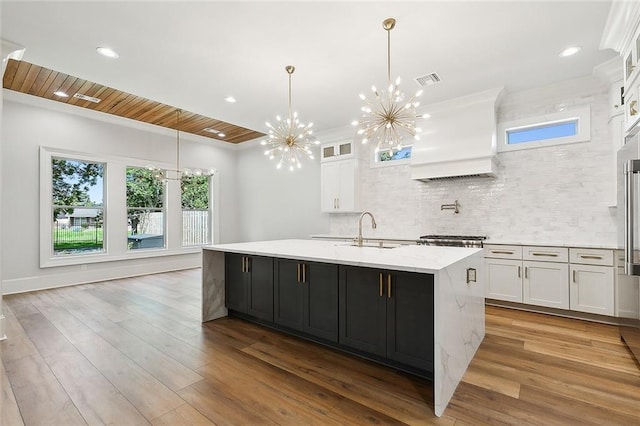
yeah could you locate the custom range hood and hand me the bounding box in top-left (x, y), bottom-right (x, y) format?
top-left (411, 87), bottom-right (504, 181)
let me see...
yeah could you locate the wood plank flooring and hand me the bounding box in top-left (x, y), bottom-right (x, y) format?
top-left (1, 268), bottom-right (639, 425)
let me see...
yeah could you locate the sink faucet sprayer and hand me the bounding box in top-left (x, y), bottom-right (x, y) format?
top-left (356, 211), bottom-right (377, 247)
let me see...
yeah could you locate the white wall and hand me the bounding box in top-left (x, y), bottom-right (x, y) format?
top-left (235, 140), bottom-right (330, 241)
top-left (329, 76), bottom-right (618, 246)
top-left (1, 92), bottom-right (240, 294)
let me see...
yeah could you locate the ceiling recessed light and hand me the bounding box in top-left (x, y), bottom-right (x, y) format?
top-left (224, 96), bottom-right (237, 103)
top-left (53, 90), bottom-right (69, 97)
top-left (559, 46), bottom-right (581, 57)
top-left (96, 46), bottom-right (119, 59)
top-left (73, 93), bottom-right (101, 103)
top-left (203, 127), bottom-right (220, 134)
top-left (217, 133), bottom-right (226, 138)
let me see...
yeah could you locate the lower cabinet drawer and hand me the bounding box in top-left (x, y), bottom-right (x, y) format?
top-left (569, 248), bottom-right (614, 266)
top-left (523, 246), bottom-right (568, 263)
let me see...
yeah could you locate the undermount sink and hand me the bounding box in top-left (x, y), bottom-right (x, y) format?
top-left (338, 242), bottom-right (402, 249)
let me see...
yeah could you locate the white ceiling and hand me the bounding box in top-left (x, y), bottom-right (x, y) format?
top-left (1, 1), bottom-right (616, 139)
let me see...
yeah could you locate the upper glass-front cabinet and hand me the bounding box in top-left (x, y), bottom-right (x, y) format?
top-left (321, 140), bottom-right (353, 162)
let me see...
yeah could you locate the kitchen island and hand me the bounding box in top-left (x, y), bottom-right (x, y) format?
top-left (202, 239), bottom-right (485, 417)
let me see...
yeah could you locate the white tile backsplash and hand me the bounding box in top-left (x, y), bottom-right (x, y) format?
top-left (330, 79), bottom-right (618, 246)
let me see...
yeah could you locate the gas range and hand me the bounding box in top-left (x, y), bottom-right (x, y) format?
top-left (418, 235), bottom-right (487, 248)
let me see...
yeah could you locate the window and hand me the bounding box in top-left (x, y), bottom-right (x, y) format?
top-left (51, 158), bottom-right (105, 255)
top-left (372, 145), bottom-right (412, 167)
top-left (498, 106), bottom-right (590, 152)
top-left (507, 120), bottom-right (578, 145)
top-left (181, 175), bottom-right (211, 246)
top-left (126, 167), bottom-right (165, 250)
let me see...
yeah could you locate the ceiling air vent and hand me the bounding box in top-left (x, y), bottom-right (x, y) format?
top-left (73, 93), bottom-right (101, 103)
top-left (414, 72), bottom-right (442, 87)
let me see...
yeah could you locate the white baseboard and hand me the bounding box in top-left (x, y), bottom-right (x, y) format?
top-left (2, 253), bottom-right (201, 295)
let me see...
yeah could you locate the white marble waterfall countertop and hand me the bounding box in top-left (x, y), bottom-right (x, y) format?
top-left (204, 239), bottom-right (481, 274)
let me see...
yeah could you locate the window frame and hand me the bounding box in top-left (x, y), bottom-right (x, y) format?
top-left (40, 147), bottom-right (109, 266)
top-left (497, 106), bottom-right (591, 152)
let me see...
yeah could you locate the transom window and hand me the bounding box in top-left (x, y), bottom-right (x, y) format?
top-left (498, 106), bottom-right (590, 152)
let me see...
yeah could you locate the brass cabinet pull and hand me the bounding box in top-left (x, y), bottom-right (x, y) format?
top-left (245, 257), bottom-right (250, 273)
top-left (573, 270), bottom-right (577, 283)
top-left (518, 266), bottom-right (521, 278)
top-left (297, 263), bottom-right (301, 282)
top-left (302, 264), bottom-right (306, 283)
top-left (524, 267), bottom-right (528, 279)
top-left (531, 252), bottom-right (559, 257)
top-left (492, 250), bottom-right (515, 255)
top-left (379, 273), bottom-right (383, 297)
top-left (387, 274), bottom-right (392, 299)
top-left (579, 254), bottom-right (603, 260)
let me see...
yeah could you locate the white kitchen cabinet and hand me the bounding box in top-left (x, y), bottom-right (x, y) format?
top-left (570, 264), bottom-right (614, 316)
top-left (569, 248), bottom-right (615, 316)
top-left (320, 159), bottom-right (360, 213)
top-left (321, 140), bottom-right (354, 162)
top-left (615, 251), bottom-right (640, 319)
top-left (485, 258), bottom-right (522, 302)
top-left (484, 245), bottom-right (523, 302)
top-left (523, 260), bottom-right (569, 309)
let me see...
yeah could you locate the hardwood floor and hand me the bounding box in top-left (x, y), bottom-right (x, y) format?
top-left (1, 268), bottom-right (639, 425)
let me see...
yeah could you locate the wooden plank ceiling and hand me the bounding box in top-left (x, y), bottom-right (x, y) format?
top-left (2, 59), bottom-right (265, 144)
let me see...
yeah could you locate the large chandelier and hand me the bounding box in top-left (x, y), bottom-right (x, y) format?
top-left (148, 109), bottom-right (217, 181)
top-left (352, 18), bottom-right (423, 155)
top-left (261, 65), bottom-right (319, 171)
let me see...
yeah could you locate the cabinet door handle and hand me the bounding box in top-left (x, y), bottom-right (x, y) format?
top-left (524, 267), bottom-right (528, 279)
top-left (302, 263), bottom-right (306, 283)
top-left (242, 257), bottom-right (247, 273)
top-left (379, 273), bottom-right (383, 297)
top-left (297, 263), bottom-right (301, 282)
top-left (491, 250), bottom-right (515, 255)
top-left (337, 198), bottom-right (340, 209)
top-left (387, 274), bottom-right (392, 299)
top-left (245, 257), bottom-right (250, 273)
top-left (579, 254), bottom-right (603, 260)
top-left (573, 270), bottom-right (577, 283)
top-left (518, 266), bottom-right (521, 278)
top-left (531, 252), bottom-right (559, 257)
top-left (334, 198), bottom-right (337, 209)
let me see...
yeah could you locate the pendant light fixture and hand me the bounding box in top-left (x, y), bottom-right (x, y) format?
top-left (352, 18), bottom-right (424, 155)
top-left (261, 65), bottom-right (319, 171)
top-left (147, 109), bottom-right (217, 181)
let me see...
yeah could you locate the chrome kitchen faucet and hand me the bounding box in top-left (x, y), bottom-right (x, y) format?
top-left (356, 211), bottom-right (377, 247)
